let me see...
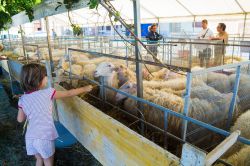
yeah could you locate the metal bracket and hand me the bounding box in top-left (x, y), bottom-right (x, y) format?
top-left (181, 143), bottom-right (206, 166)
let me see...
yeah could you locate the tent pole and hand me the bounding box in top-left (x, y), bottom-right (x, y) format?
top-left (242, 13), bottom-right (247, 39)
top-left (193, 16), bottom-right (196, 33)
top-left (133, 0), bottom-right (144, 135)
top-left (19, 25), bottom-right (27, 61)
top-left (45, 16), bottom-right (55, 72)
top-left (7, 29), bottom-right (12, 50)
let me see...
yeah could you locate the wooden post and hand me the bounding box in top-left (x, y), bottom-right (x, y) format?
top-left (205, 130), bottom-right (241, 166)
top-left (45, 16), bottom-right (54, 72)
top-left (19, 26), bottom-right (27, 61)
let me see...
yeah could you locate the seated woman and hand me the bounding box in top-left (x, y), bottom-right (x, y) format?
top-left (209, 23), bottom-right (228, 66)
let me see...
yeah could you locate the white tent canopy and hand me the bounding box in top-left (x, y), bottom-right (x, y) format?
top-left (57, 0), bottom-right (250, 23)
top-left (6, 0), bottom-right (250, 37)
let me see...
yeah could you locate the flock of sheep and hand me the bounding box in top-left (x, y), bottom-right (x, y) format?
top-left (1, 44), bottom-right (250, 165)
top-left (51, 51), bottom-right (250, 165)
top-left (53, 51), bottom-right (250, 165)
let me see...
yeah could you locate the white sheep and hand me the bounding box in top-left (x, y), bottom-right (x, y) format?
top-left (94, 62), bottom-right (119, 103)
top-left (207, 72), bottom-right (231, 93)
top-left (190, 84), bottom-right (236, 117)
top-left (75, 57), bottom-right (109, 66)
top-left (223, 110), bottom-right (250, 158)
top-left (148, 68), bottom-right (185, 81)
top-left (13, 47), bottom-right (24, 56)
top-left (115, 82), bottom-right (237, 143)
top-left (220, 145), bottom-right (250, 166)
top-left (128, 64), bottom-right (161, 80)
top-left (82, 63), bottom-right (97, 80)
top-left (143, 78), bottom-right (205, 91)
top-left (192, 66), bottom-right (231, 93)
top-left (215, 145), bottom-right (250, 166)
top-left (229, 74), bottom-right (250, 112)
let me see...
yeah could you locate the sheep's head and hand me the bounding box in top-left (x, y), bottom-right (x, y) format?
top-left (94, 62), bottom-right (115, 77)
top-left (115, 81), bottom-right (137, 102)
top-left (115, 65), bottom-right (135, 86)
top-left (164, 70), bottom-right (181, 80)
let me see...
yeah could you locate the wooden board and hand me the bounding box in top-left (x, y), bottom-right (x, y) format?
top-left (55, 85), bottom-right (180, 166)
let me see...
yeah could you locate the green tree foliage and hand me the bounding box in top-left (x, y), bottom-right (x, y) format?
top-left (0, 0), bottom-right (100, 31)
top-left (0, 0), bottom-right (41, 30)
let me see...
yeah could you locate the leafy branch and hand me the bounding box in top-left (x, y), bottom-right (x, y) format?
top-left (0, 0), bottom-right (41, 30)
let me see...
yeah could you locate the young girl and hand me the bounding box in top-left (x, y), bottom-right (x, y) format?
top-left (17, 63), bottom-right (92, 166)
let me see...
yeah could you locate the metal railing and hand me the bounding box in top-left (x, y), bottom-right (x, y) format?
top-left (65, 47), bottom-right (250, 152)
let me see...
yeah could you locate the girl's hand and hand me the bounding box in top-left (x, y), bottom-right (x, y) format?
top-left (83, 85), bottom-right (93, 92)
top-left (54, 85), bottom-right (93, 99)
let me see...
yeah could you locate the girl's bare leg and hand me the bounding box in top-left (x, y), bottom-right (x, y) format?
top-left (43, 155), bottom-right (54, 166)
top-left (35, 154), bottom-right (43, 166)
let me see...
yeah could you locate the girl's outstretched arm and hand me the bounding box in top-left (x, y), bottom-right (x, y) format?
top-left (54, 85), bottom-right (93, 99)
top-left (17, 109), bottom-right (26, 123)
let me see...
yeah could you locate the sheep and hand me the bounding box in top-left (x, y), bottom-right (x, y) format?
top-left (67, 64), bottom-right (83, 76)
top-left (114, 64), bottom-right (203, 92)
top-left (42, 49), bottom-right (65, 60)
top-left (143, 78), bottom-right (205, 91)
top-left (115, 82), bottom-right (184, 128)
top-left (115, 64), bottom-right (136, 87)
top-left (216, 145), bottom-right (250, 166)
top-left (192, 66), bottom-right (232, 93)
top-left (71, 51), bottom-right (93, 59)
top-left (115, 82), bottom-right (235, 144)
top-left (94, 62), bottom-right (119, 103)
top-left (190, 84), bottom-right (236, 118)
top-left (223, 110), bottom-right (250, 158)
top-left (191, 66), bottom-right (207, 83)
top-left (116, 62), bottom-right (185, 81)
top-left (71, 53), bottom-right (89, 64)
top-left (13, 48), bottom-right (23, 56)
top-left (75, 57), bottom-right (109, 66)
top-left (229, 74), bottom-right (250, 112)
top-left (114, 72), bottom-right (187, 96)
top-left (206, 72), bottom-right (231, 93)
top-left (128, 64), bottom-right (161, 80)
top-left (149, 68), bottom-right (185, 81)
top-left (82, 63), bottom-right (97, 80)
